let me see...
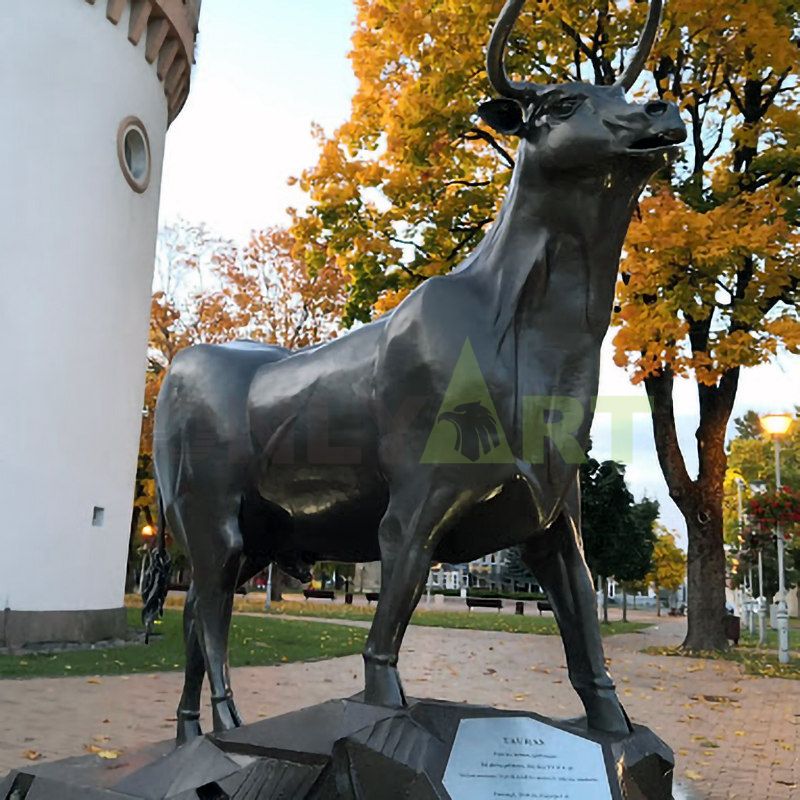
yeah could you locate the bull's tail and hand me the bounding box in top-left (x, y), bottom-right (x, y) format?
top-left (141, 488), bottom-right (172, 644)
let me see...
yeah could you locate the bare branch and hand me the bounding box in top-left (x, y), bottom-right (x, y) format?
top-left (446, 219), bottom-right (492, 261)
top-left (462, 127), bottom-right (516, 169)
top-left (644, 370), bottom-right (697, 508)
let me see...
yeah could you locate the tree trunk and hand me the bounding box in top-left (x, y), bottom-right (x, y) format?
top-left (602, 577), bottom-right (609, 624)
top-left (655, 584), bottom-right (662, 617)
top-left (622, 588), bottom-right (628, 623)
top-left (645, 369), bottom-right (738, 652)
top-left (682, 506), bottom-right (728, 651)
top-left (270, 568), bottom-right (286, 603)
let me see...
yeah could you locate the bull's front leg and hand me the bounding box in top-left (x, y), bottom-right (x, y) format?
top-left (363, 480), bottom-right (468, 707)
top-left (522, 497), bottom-right (630, 736)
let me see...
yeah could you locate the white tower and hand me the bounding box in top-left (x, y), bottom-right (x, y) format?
top-left (0, 0), bottom-right (200, 646)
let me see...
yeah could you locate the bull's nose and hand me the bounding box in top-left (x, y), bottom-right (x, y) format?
top-left (663, 125), bottom-right (688, 143)
top-left (652, 102), bottom-right (687, 143)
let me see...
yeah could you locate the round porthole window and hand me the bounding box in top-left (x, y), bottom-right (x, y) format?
top-left (117, 117), bottom-right (151, 193)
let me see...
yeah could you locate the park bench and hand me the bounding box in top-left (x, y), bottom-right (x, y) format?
top-left (365, 592), bottom-right (380, 604)
top-left (169, 583), bottom-right (247, 596)
top-left (303, 589), bottom-right (336, 601)
top-left (466, 597), bottom-right (503, 611)
top-left (537, 601), bottom-right (553, 615)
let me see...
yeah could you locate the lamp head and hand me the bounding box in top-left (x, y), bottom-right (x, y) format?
top-left (760, 413), bottom-right (793, 438)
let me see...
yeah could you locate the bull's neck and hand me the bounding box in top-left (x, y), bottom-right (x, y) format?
top-left (465, 149), bottom-right (646, 341)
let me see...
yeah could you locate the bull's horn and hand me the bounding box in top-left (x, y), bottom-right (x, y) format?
top-left (486, 0), bottom-right (542, 103)
top-left (614, 0), bottom-right (664, 91)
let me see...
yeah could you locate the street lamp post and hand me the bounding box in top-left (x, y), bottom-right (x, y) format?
top-left (735, 478), bottom-right (754, 633)
top-left (757, 546), bottom-right (767, 645)
top-left (264, 562), bottom-right (274, 611)
top-left (760, 413), bottom-right (793, 665)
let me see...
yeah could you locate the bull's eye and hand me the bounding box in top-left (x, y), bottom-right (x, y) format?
top-left (546, 97), bottom-right (583, 119)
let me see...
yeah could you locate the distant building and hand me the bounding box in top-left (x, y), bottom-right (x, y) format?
top-left (427, 550), bottom-right (542, 594)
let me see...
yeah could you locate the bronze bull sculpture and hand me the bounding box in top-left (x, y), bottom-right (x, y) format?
top-left (149, 0), bottom-right (686, 745)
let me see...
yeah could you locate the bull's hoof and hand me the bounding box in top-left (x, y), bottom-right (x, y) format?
top-left (176, 710), bottom-right (202, 745)
top-left (212, 695), bottom-right (243, 732)
top-left (581, 689), bottom-right (631, 736)
top-left (363, 659), bottom-right (406, 708)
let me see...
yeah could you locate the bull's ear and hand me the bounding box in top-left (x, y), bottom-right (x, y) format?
top-left (477, 99), bottom-right (525, 136)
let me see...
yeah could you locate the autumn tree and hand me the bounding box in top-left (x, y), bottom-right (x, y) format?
top-left (290, 0), bottom-right (800, 650)
top-left (724, 409), bottom-right (800, 598)
top-left (612, 4), bottom-right (800, 651)
top-left (290, 1), bottom-right (671, 324)
top-left (647, 528), bottom-right (687, 616)
top-left (724, 408), bottom-right (800, 541)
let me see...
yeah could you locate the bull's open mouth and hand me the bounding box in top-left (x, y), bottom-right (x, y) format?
top-left (628, 132), bottom-right (685, 152)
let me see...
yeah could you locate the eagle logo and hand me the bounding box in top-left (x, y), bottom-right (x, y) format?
top-left (437, 402), bottom-right (502, 462)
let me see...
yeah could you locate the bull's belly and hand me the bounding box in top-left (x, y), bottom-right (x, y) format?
top-left (256, 463), bottom-right (388, 562)
top-left (258, 470), bottom-right (559, 567)
top-left (434, 476), bottom-right (554, 564)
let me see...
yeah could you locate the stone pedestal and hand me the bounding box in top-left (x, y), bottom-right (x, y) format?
top-left (0, 696), bottom-right (674, 799)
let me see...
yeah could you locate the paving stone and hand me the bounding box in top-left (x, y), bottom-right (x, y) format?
top-left (0, 612), bottom-right (796, 799)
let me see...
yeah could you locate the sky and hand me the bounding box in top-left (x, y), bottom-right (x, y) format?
top-left (158, 2), bottom-right (799, 544)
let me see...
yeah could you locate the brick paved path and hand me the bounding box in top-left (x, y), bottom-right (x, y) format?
top-left (0, 615), bottom-right (796, 798)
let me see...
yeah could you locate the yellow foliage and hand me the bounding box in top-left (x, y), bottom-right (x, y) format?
top-left (647, 531), bottom-right (687, 593)
top-left (289, 0), bottom-right (800, 380)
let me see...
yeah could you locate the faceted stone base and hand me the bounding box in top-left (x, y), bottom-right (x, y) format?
top-left (0, 696), bottom-right (675, 799)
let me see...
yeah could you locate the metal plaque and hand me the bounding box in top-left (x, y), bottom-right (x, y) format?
top-left (443, 717), bottom-right (612, 800)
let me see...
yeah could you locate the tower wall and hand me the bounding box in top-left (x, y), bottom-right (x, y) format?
top-left (0, 0), bottom-right (198, 645)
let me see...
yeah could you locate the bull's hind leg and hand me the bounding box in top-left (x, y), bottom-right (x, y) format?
top-left (176, 582), bottom-right (205, 744)
top-left (181, 500), bottom-right (245, 733)
top-left (522, 494), bottom-right (630, 735)
top-left (364, 482), bottom-right (467, 707)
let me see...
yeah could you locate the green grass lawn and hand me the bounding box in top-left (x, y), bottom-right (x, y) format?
top-left (264, 600), bottom-right (649, 636)
top-left (0, 608), bottom-right (367, 680)
top-left (737, 617), bottom-right (800, 650)
top-left (643, 622), bottom-right (800, 680)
